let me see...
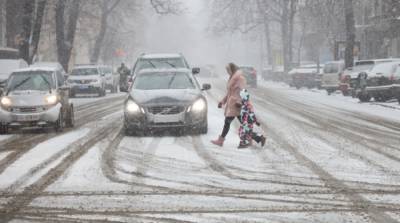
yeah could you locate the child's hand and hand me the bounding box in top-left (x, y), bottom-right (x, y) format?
top-left (218, 102), bottom-right (223, 108)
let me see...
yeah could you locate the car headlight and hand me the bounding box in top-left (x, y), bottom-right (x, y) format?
top-left (189, 98), bottom-right (206, 112)
top-left (45, 95), bottom-right (58, 105)
top-left (126, 100), bottom-right (141, 113)
top-left (0, 96), bottom-right (12, 107)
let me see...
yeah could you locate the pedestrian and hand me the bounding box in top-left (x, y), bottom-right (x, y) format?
top-left (118, 63), bottom-right (130, 90)
top-left (211, 62), bottom-right (246, 147)
top-left (237, 89), bottom-right (266, 148)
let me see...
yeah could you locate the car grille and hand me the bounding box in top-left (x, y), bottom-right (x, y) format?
top-left (10, 106), bottom-right (45, 113)
top-left (147, 105), bottom-right (185, 115)
top-left (73, 80), bottom-right (92, 84)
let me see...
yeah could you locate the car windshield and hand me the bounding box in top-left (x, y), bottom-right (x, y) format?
top-left (323, 64), bottom-right (339, 73)
top-left (370, 63), bottom-right (395, 75)
top-left (7, 71), bottom-right (54, 92)
top-left (71, 68), bottom-right (99, 76)
top-left (133, 72), bottom-right (195, 90)
top-left (135, 58), bottom-right (186, 73)
top-left (352, 64), bottom-right (374, 72)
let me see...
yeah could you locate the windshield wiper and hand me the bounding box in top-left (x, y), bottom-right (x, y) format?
top-left (167, 73), bottom-right (177, 89)
top-left (163, 61), bottom-right (176, 68)
top-left (147, 61), bottom-right (156, 68)
top-left (6, 76), bottom-right (31, 95)
top-left (39, 74), bottom-right (52, 93)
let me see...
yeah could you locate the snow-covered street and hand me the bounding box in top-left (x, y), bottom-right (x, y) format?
top-left (0, 79), bottom-right (399, 223)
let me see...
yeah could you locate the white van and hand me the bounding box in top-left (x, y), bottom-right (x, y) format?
top-left (321, 61), bottom-right (345, 95)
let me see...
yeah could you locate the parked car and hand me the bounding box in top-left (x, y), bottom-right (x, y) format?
top-left (321, 61), bottom-right (345, 95)
top-left (288, 64), bottom-right (323, 89)
top-left (240, 66), bottom-right (257, 88)
top-left (363, 62), bottom-right (400, 102)
top-left (339, 59), bottom-right (400, 97)
top-left (0, 47), bottom-right (19, 59)
top-left (124, 68), bottom-right (210, 135)
top-left (0, 48), bottom-right (28, 90)
top-left (0, 66), bottom-right (74, 134)
top-left (0, 59), bottom-right (29, 91)
top-left (100, 65), bottom-right (119, 93)
top-left (67, 65), bottom-right (107, 97)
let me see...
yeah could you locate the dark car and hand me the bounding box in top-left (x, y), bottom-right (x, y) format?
top-left (123, 68), bottom-right (211, 135)
top-left (240, 66), bottom-right (257, 88)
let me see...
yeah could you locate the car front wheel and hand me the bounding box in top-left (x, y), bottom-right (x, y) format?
top-left (0, 124), bottom-right (8, 135)
top-left (55, 110), bottom-right (64, 132)
top-left (66, 105), bottom-right (75, 128)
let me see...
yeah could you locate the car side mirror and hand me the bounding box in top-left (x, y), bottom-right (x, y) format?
top-left (202, 83), bottom-right (211, 91)
top-left (0, 88), bottom-right (3, 97)
top-left (192, 67), bottom-right (200, 74)
top-left (101, 73), bottom-right (105, 77)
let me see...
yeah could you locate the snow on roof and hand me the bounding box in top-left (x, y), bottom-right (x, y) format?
top-left (140, 53), bottom-right (182, 59)
top-left (72, 64), bottom-right (100, 69)
top-left (0, 47), bottom-right (18, 52)
top-left (13, 66), bottom-right (58, 73)
top-left (138, 68), bottom-right (191, 74)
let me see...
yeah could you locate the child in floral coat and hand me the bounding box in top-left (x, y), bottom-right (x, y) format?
top-left (238, 89), bottom-right (266, 148)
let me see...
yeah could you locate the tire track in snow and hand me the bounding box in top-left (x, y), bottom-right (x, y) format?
top-left (0, 118), bottom-right (123, 222)
top-left (0, 97), bottom-right (124, 176)
top-left (249, 87), bottom-right (400, 223)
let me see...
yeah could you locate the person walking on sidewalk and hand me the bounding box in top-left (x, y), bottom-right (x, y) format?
top-left (237, 89), bottom-right (266, 149)
top-left (211, 63), bottom-right (246, 147)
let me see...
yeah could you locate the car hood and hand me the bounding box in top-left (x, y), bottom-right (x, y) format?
top-left (129, 89), bottom-right (201, 105)
top-left (68, 75), bottom-right (100, 80)
top-left (6, 91), bottom-right (52, 107)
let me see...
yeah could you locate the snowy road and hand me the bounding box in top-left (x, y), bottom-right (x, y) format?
top-left (0, 81), bottom-right (400, 223)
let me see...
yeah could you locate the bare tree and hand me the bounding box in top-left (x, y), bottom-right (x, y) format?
top-left (56, 0), bottom-right (81, 71)
top-left (90, 0), bottom-right (121, 63)
top-left (344, 0), bottom-right (355, 68)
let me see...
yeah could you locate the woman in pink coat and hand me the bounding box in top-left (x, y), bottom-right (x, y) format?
top-left (211, 63), bottom-right (246, 147)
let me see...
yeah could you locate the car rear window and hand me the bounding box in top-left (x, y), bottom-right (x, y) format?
top-left (133, 72), bottom-right (195, 90)
top-left (323, 64), bottom-right (339, 73)
top-left (71, 68), bottom-right (99, 76)
top-left (135, 58), bottom-right (186, 73)
top-left (370, 63), bottom-right (395, 75)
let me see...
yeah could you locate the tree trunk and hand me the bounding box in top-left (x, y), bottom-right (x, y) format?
top-left (90, 0), bottom-right (121, 63)
top-left (20, 0), bottom-right (34, 63)
top-left (281, 1), bottom-right (290, 72)
top-left (264, 21), bottom-right (273, 67)
top-left (56, 0), bottom-right (66, 69)
top-left (56, 0), bottom-right (81, 72)
top-left (288, 0), bottom-right (297, 66)
top-left (90, 0), bottom-right (109, 63)
top-left (29, 0), bottom-right (47, 64)
top-left (5, 0), bottom-right (23, 49)
top-left (344, 0), bottom-right (355, 69)
top-left (0, 0), bottom-right (4, 46)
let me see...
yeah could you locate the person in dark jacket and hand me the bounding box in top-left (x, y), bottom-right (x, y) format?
top-left (237, 89), bottom-right (266, 149)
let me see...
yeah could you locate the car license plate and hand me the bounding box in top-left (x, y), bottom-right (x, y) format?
top-left (79, 85), bottom-right (89, 89)
top-left (15, 114), bottom-right (40, 122)
top-left (153, 114), bottom-right (181, 123)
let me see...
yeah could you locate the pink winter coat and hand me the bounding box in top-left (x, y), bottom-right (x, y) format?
top-left (221, 70), bottom-right (247, 117)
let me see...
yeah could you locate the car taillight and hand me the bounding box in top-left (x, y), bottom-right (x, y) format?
top-left (390, 74), bottom-right (395, 81)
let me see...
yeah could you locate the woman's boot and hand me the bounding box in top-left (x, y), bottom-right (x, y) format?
top-left (211, 136), bottom-right (225, 147)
